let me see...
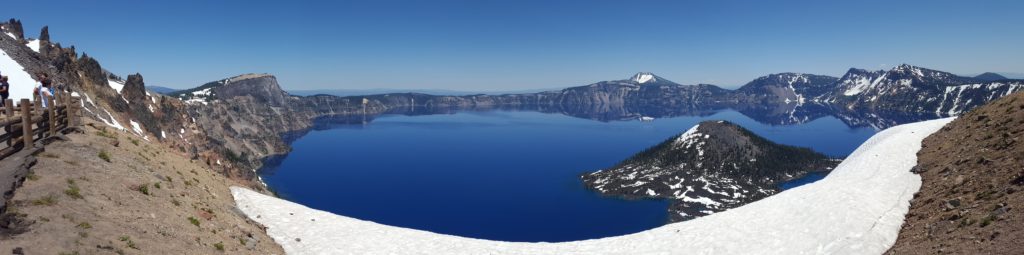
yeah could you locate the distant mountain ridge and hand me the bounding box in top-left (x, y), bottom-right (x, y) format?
top-left (973, 72), bottom-right (1009, 82)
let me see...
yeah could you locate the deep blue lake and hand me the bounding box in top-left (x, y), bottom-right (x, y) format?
top-left (259, 110), bottom-right (878, 242)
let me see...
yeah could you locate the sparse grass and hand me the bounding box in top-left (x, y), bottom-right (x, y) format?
top-left (76, 222), bottom-right (92, 229)
top-left (78, 231), bottom-right (88, 238)
top-left (130, 138), bottom-right (140, 146)
top-left (64, 159), bottom-right (80, 166)
top-left (213, 241), bottom-right (224, 251)
top-left (119, 235), bottom-right (138, 249)
top-left (65, 178), bottom-right (83, 199)
top-left (41, 152), bottom-right (60, 158)
top-left (959, 218), bottom-right (976, 227)
top-left (31, 194), bottom-right (58, 206)
top-left (96, 129), bottom-right (116, 138)
top-left (980, 215), bottom-right (997, 227)
top-left (137, 183), bottom-right (150, 195)
top-left (188, 216), bottom-right (200, 227)
top-left (26, 173), bottom-right (40, 181)
top-left (172, 199), bottom-right (181, 206)
top-left (98, 150), bottom-right (111, 163)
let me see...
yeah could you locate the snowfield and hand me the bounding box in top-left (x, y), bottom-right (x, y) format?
top-left (0, 48), bottom-right (39, 100)
top-left (231, 118), bottom-right (954, 255)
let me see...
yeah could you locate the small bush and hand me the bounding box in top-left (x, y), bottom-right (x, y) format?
top-left (154, 182), bottom-right (161, 189)
top-left (980, 215), bottom-right (997, 227)
top-left (137, 184), bottom-right (150, 195)
top-left (130, 139), bottom-right (140, 146)
top-left (119, 235), bottom-right (138, 249)
top-left (172, 199), bottom-right (181, 206)
top-left (41, 152), bottom-right (60, 158)
top-left (213, 242), bottom-right (224, 251)
top-left (76, 222), bottom-right (92, 229)
top-left (98, 151), bottom-right (111, 163)
top-left (65, 186), bottom-right (83, 199)
top-left (26, 173), bottom-right (40, 181)
top-left (188, 216), bottom-right (200, 227)
top-left (64, 179), bottom-right (83, 199)
top-left (32, 194), bottom-right (58, 206)
top-left (96, 130), bottom-right (116, 139)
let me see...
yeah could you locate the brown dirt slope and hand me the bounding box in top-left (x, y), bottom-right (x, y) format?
top-left (0, 120), bottom-right (283, 254)
top-left (887, 91), bottom-right (1024, 254)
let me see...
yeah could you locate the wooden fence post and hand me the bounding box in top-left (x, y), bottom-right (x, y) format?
top-left (4, 99), bottom-right (12, 146)
top-left (46, 95), bottom-right (56, 136)
top-left (20, 99), bottom-right (32, 149)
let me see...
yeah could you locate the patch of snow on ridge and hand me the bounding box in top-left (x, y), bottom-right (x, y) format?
top-left (129, 120), bottom-right (144, 136)
top-left (0, 48), bottom-right (39, 100)
top-left (27, 39), bottom-right (40, 52)
top-left (231, 117), bottom-right (955, 254)
top-left (108, 79), bottom-right (125, 93)
top-left (672, 124), bottom-right (702, 148)
top-left (634, 73), bottom-right (654, 83)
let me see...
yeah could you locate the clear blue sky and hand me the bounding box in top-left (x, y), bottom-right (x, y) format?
top-left (5, 0), bottom-right (1023, 90)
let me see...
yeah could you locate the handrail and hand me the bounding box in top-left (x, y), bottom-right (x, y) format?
top-left (0, 92), bottom-right (81, 161)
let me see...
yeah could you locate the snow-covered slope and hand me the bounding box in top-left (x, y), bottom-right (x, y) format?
top-left (231, 117), bottom-right (953, 254)
top-left (0, 48), bottom-right (39, 100)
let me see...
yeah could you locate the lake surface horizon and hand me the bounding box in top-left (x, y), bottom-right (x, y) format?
top-left (258, 109), bottom-right (877, 242)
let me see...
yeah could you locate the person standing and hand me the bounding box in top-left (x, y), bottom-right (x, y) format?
top-left (34, 73), bottom-right (54, 108)
top-left (0, 76), bottom-right (9, 107)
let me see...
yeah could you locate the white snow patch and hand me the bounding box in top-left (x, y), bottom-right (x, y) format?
top-left (27, 39), bottom-right (40, 53)
top-left (231, 118), bottom-right (955, 254)
top-left (100, 108), bottom-right (125, 131)
top-left (0, 48), bottom-right (39, 100)
top-left (108, 79), bottom-right (125, 94)
top-left (634, 73), bottom-right (654, 83)
top-left (129, 120), bottom-right (144, 136)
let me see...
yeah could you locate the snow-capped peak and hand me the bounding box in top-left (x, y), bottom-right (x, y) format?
top-left (630, 72), bottom-right (658, 84)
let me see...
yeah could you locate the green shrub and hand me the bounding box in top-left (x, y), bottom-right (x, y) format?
top-left (137, 184), bottom-right (150, 195)
top-left (98, 150), bottom-right (111, 162)
top-left (188, 216), bottom-right (200, 227)
top-left (32, 194), bottom-right (58, 206)
top-left (214, 242), bottom-right (224, 251)
top-left (76, 222), bottom-right (92, 229)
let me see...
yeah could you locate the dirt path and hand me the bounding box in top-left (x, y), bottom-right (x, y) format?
top-left (0, 121), bottom-right (283, 254)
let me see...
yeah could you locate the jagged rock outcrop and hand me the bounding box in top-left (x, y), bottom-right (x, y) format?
top-left (887, 91), bottom-right (1024, 254)
top-left (581, 121), bottom-right (838, 221)
top-left (3, 19), bottom-right (24, 40)
top-left (37, 26), bottom-right (50, 56)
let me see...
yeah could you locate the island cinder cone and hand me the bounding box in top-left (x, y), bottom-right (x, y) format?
top-left (582, 120), bottom-right (838, 222)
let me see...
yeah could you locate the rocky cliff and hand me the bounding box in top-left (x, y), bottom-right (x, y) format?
top-left (581, 121), bottom-right (838, 221)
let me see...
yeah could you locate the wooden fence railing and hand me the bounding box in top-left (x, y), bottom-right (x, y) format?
top-left (0, 92), bottom-right (80, 160)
